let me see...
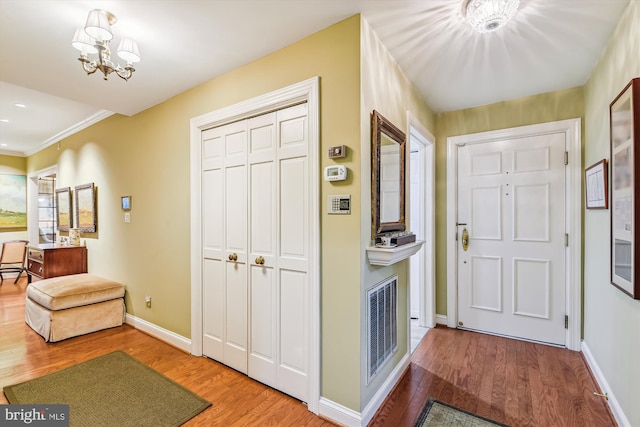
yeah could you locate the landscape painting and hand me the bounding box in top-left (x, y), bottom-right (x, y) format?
top-left (75, 183), bottom-right (96, 232)
top-left (0, 174), bottom-right (27, 228)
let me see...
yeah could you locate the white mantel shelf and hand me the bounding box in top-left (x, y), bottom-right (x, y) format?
top-left (366, 240), bottom-right (425, 266)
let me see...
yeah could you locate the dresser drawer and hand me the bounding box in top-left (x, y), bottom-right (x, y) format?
top-left (28, 247), bottom-right (44, 261)
top-left (28, 260), bottom-right (45, 278)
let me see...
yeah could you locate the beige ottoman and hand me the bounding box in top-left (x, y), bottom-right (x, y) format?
top-left (25, 273), bottom-right (125, 342)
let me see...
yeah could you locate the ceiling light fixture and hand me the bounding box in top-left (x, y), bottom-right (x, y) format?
top-left (71, 9), bottom-right (141, 81)
top-left (464, 0), bottom-right (520, 33)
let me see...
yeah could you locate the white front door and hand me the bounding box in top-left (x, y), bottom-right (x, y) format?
top-left (201, 103), bottom-right (309, 402)
top-left (456, 133), bottom-right (566, 345)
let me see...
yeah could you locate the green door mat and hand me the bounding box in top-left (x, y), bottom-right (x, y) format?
top-left (3, 350), bottom-right (211, 427)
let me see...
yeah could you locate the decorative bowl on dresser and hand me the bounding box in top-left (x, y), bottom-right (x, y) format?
top-left (27, 244), bottom-right (87, 282)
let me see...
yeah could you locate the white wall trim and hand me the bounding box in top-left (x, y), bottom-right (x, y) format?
top-left (189, 77), bottom-right (320, 414)
top-left (407, 112), bottom-right (436, 330)
top-left (582, 340), bottom-right (631, 427)
top-left (435, 314), bottom-right (448, 325)
top-left (318, 398), bottom-right (363, 427)
top-left (27, 165), bottom-right (59, 245)
top-left (361, 353), bottom-right (411, 425)
top-left (446, 118), bottom-right (582, 351)
top-left (318, 353), bottom-right (409, 427)
top-left (125, 313), bottom-right (191, 353)
top-left (23, 110), bottom-right (114, 157)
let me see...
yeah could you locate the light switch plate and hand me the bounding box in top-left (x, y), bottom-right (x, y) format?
top-left (124, 212), bottom-right (131, 223)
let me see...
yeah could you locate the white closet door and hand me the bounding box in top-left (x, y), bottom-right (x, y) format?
top-left (202, 103), bottom-right (309, 401)
top-left (202, 120), bottom-right (248, 374)
top-left (248, 111), bottom-right (278, 386)
top-left (274, 103), bottom-right (309, 401)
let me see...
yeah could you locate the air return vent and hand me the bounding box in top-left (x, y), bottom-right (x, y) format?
top-left (367, 275), bottom-right (398, 384)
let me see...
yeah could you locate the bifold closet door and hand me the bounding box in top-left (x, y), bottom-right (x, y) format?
top-left (202, 120), bottom-right (248, 374)
top-left (248, 104), bottom-right (310, 402)
top-left (201, 103), bottom-right (309, 401)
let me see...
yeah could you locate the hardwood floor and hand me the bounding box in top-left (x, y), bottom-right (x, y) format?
top-left (1, 277), bottom-right (616, 426)
top-left (370, 325), bottom-right (616, 427)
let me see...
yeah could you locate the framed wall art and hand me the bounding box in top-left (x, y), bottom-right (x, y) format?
top-left (585, 159), bottom-right (608, 209)
top-left (610, 77), bottom-right (639, 299)
top-left (0, 174), bottom-right (27, 229)
top-left (75, 183), bottom-right (97, 233)
top-left (55, 187), bottom-right (72, 231)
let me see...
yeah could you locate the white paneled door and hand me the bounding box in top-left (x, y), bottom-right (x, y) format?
top-left (201, 103), bottom-right (309, 401)
top-left (456, 133), bottom-right (566, 345)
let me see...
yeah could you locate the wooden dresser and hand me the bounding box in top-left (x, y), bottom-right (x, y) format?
top-left (27, 244), bottom-right (87, 281)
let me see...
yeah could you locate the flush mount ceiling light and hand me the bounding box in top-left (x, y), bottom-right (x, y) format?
top-left (71, 9), bottom-right (141, 81)
top-left (464, 0), bottom-right (520, 33)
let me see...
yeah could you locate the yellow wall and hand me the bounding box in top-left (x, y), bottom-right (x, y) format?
top-left (26, 16), bottom-right (362, 410)
top-left (583, 1), bottom-right (640, 425)
top-left (359, 18), bottom-right (435, 410)
top-left (0, 155), bottom-right (28, 241)
top-left (434, 87), bottom-right (584, 314)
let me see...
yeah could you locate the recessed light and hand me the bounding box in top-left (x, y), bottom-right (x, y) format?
top-left (0, 119), bottom-right (8, 123)
top-left (1, 143), bottom-right (7, 147)
top-left (15, 103), bottom-right (26, 108)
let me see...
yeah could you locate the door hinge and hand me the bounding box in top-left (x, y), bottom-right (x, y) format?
top-left (565, 315), bottom-right (569, 329)
top-left (565, 233), bottom-right (569, 247)
top-left (564, 151), bottom-right (569, 165)
top-left (455, 231), bottom-right (458, 241)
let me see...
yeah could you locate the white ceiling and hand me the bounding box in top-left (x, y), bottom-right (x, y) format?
top-left (0, 0), bottom-right (630, 156)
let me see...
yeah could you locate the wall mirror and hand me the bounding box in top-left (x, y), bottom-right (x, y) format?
top-left (371, 110), bottom-right (406, 238)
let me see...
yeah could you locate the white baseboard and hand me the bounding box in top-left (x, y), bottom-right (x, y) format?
top-left (318, 398), bottom-right (362, 427)
top-left (361, 353), bottom-right (410, 425)
top-left (435, 314), bottom-right (447, 325)
top-left (318, 353), bottom-right (410, 427)
top-left (581, 340), bottom-right (631, 427)
top-left (125, 313), bottom-right (191, 353)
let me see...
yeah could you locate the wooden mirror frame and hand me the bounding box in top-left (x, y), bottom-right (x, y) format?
top-left (371, 110), bottom-right (406, 238)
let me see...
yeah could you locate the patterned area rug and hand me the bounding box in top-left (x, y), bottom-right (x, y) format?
top-left (414, 398), bottom-right (509, 427)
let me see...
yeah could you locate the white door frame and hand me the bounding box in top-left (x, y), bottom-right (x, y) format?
top-left (189, 77), bottom-right (320, 413)
top-left (446, 118), bottom-right (582, 351)
top-left (407, 112), bottom-right (436, 329)
top-left (27, 165), bottom-right (58, 244)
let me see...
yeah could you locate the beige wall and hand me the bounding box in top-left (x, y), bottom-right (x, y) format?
top-left (0, 155), bottom-right (28, 241)
top-left (26, 16), bottom-right (362, 410)
top-left (434, 87), bottom-right (584, 314)
top-left (583, 1), bottom-right (640, 425)
top-left (359, 18), bottom-right (435, 410)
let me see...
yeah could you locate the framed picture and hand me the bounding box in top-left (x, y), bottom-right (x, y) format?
top-left (610, 77), bottom-right (639, 299)
top-left (0, 174), bottom-right (27, 229)
top-left (75, 183), bottom-right (97, 233)
top-left (55, 187), bottom-right (72, 231)
top-left (585, 159), bottom-right (608, 209)
top-left (121, 196), bottom-right (131, 210)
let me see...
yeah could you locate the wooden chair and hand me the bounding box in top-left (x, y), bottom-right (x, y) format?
top-left (0, 240), bottom-right (29, 284)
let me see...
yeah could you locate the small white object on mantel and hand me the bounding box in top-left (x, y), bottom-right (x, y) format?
top-left (366, 240), bottom-right (425, 266)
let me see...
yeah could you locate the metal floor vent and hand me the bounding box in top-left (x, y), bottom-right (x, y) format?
top-left (367, 274), bottom-right (398, 384)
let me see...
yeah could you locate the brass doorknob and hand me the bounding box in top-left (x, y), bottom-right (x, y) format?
top-left (228, 253), bottom-right (238, 261)
top-left (461, 228), bottom-right (469, 251)
top-left (255, 256), bottom-right (265, 265)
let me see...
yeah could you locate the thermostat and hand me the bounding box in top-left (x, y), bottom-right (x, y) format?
top-left (324, 165), bottom-right (348, 181)
top-left (328, 195), bottom-right (351, 214)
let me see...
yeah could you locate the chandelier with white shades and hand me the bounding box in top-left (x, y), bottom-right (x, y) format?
top-left (464, 0), bottom-right (520, 33)
top-left (71, 9), bottom-right (141, 81)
